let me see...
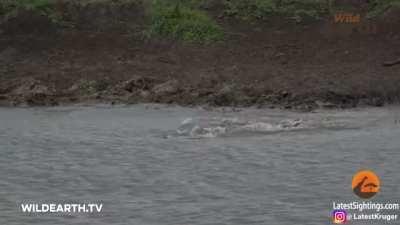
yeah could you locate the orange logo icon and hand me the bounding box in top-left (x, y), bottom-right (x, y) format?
top-left (352, 170), bottom-right (380, 199)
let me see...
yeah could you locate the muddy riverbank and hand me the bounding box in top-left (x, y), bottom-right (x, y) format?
top-left (1, 5), bottom-right (400, 110)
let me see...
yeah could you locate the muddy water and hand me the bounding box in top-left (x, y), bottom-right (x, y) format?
top-left (1, 105), bottom-right (400, 225)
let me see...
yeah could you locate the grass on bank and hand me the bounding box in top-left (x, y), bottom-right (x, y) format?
top-left (0, 0), bottom-right (61, 23)
top-left (224, 0), bottom-right (400, 21)
top-left (147, 1), bottom-right (224, 43)
top-left (367, 0), bottom-right (400, 17)
top-left (1, 0), bottom-right (400, 42)
top-left (0, 0), bottom-right (224, 43)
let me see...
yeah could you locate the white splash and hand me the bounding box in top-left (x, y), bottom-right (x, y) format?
top-left (176, 117), bottom-right (306, 138)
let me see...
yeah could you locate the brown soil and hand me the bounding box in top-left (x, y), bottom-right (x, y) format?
top-left (1, 6), bottom-right (400, 110)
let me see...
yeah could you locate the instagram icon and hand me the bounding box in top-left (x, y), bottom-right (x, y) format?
top-left (333, 210), bottom-right (347, 224)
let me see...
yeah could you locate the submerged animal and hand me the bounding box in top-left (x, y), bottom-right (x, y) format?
top-left (383, 58), bottom-right (400, 67)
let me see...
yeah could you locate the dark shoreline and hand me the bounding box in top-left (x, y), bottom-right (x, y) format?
top-left (0, 71), bottom-right (394, 111)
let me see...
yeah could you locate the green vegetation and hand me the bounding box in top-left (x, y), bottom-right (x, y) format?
top-left (147, 1), bottom-right (224, 43)
top-left (0, 0), bottom-right (53, 16)
top-left (0, 0), bottom-right (140, 18)
top-left (367, 0), bottom-right (400, 18)
top-left (1, 0), bottom-right (400, 41)
top-left (223, 0), bottom-right (400, 21)
top-left (0, 0), bottom-right (61, 22)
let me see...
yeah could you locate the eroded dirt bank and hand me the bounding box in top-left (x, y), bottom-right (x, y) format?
top-left (1, 6), bottom-right (400, 110)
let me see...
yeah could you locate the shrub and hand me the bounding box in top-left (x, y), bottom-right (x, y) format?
top-left (148, 1), bottom-right (224, 43)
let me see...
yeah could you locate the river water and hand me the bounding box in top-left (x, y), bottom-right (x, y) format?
top-left (1, 105), bottom-right (400, 225)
